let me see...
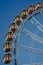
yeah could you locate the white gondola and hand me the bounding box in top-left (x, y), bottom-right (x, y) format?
top-left (3, 41), bottom-right (12, 52)
top-left (35, 2), bottom-right (42, 10)
top-left (5, 31), bottom-right (14, 41)
top-left (9, 22), bottom-right (17, 33)
top-left (27, 5), bottom-right (35, 14)
top-left (20, 9), bottom-right (28, 19)
top-left (14, 15), bottom-right (21, 25)
top-left (3, 54), bottom-right (12, 64)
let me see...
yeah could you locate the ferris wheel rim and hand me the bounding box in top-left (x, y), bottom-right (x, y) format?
top-left (15, 7), bottom-right (43, 65)
top-left (16, 7), bottom-right (43, 44)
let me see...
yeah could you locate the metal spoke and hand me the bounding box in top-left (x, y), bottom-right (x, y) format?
top-left (19, 44), bottom-right (43, 54)
top-left (22, 28), bottom-right (43, 44)
top-left (23, 62), bottom-right (43, 65)
top-left (30, 17), bottom-right (43, 32)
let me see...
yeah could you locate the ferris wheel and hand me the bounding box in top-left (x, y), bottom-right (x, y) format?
top-left (3, 1), bottom-right (43, 65)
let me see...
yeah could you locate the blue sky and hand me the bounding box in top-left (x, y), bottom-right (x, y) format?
top-left (0, 0), bottom-right (43, 65)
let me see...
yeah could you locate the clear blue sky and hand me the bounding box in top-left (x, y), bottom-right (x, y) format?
top-left (0, 0), bottom-right (43, 65)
